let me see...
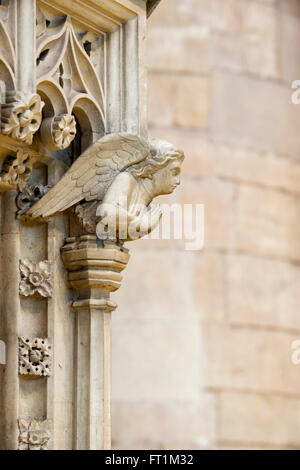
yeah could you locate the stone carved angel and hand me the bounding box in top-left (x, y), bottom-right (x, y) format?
top-left (28, 133), bottom-right (184, 242)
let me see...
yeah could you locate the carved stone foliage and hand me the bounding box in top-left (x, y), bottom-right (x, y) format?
top-left (1, 91), bottom-right (44, 144)
top-left (19, 259), bottom-right (53, 298)
top-left (0, 150), bottom-right (33, 191)
top-left (18, 337), bottom-right (52, 377)
top-left (36, 6), bottom-right (105, 137)
top-left (18, 419), bottom-right (50, 450)
top-left (40, 113), bottom-right (76, 150)
top-left (16, 184), bottom-right (51, 216)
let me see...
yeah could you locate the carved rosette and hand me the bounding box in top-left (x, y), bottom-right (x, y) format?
top-left (18, 419), bottom-right (50, 450)
top-left (0, 150), bottom-right (33, 191)
top-left (19, 259), bottom-right (53, 298)
top-left (40, 114), bottom-right (76, 150)
top-left (1, 91), bottom-right (44, 145)
top-left (18, 337), bottom-right (52, 377)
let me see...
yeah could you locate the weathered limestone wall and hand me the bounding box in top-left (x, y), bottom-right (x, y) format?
top-left (112, 0), bottom-right (300, 449)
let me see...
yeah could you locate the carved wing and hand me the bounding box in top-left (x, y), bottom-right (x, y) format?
top-left (28, 133), bottom-right (150, 219)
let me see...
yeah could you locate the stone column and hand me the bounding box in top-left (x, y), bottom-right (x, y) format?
top-left (61, 235), bottom-right (130, 450)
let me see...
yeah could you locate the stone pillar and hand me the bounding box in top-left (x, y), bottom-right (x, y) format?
top-left (61, 236), bottom-right (130, 450)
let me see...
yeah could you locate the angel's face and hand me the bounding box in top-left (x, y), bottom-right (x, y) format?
top-left (153, 160), bottom-right (182, 195)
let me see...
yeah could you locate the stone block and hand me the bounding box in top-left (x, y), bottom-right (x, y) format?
top-left (202, 324), bottom-right (300, 395)
top-left (211, 1), bottom-right (278, 78)
top-left (279, 13), bottom-right (300, 83)
top-left (279, 0), bottom-right (300, 20)
top-left (219, 392), bottom-right (300, 447)
top-left (210, 71), bottom-right (300, 159)
top-left (114, 250), bottom-right (195, 321)
top-left (148, 73), bottom-right (210, 129)
top-left (149, 128), bottom-right (300, 195)
top-left (112, 393), bottom-right (217, 450)
top-left (227, 254), bottom-right (300, 331)
top-left (175, 175), bottom-right (236, 250)
top-left (112, 318), bottom-right (201, 402)
top-left (194, 252), bottom-right (226, 322)
top-left (148, 0), bottom-right (212, 29)
top-left (147, 28), bottom-right (209, 73)
top-left (235, 183), bottom-right (300, 261)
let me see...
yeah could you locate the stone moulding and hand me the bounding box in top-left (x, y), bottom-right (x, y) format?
top-left (18, 337), bottom-right (52, 377)
top-left (19, 259), bottom-right (53, 298)
top-left (0, 150), bottom-right (33, 192)
top-left (18, 418), bottom-right (50, 450)
top-left (1, 91), bottom-right (44, 145)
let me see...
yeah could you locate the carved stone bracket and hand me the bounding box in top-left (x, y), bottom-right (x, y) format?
top-left (40, 114), bottom-right (76, 151)
top-left (18, 337), bottom-right (52, 377)
top-left (19, 259), bottom-right (53, 298)
top-left (1, 91), bottom-right (44, 145)
top-left (0, 150), bottom-right (33, 192)
top-left (61, 235), bottom-right (130, 302)
top-left (18, 418), bottom-right (50, 450)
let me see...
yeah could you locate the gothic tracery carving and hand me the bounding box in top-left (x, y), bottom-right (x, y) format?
top-left (18, 337), bottom-right (52, 377)
top-left (36, 7), bottom-right (105, 138)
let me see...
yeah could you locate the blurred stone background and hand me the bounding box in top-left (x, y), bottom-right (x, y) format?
top-left (112, 0), bottom-right (300, 449)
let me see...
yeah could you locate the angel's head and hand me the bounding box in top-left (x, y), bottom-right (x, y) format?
top-left (128, 139), bottom-right (184, 195)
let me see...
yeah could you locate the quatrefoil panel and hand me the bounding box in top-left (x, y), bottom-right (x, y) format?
top-left (18, 337), bottom-right (52, 377)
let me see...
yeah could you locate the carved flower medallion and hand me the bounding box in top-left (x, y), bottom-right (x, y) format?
top-left (1, 92), bottom-right (44, 145)
top-left (19, 259), bottom-right (53, 298)
top-left (0, 150), bottom-right (33, 191)
top-left (28, 272), bottom-right (43, 287)
top-left (40, 114), bottom-right (76, 150)
top-left (18, 419), bottom-right (50, 450)
top-left (53, 114), bottom-right (76, 149)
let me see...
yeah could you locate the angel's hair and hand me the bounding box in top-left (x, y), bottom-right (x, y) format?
top-left (128, 139), bottom-right (184, 179)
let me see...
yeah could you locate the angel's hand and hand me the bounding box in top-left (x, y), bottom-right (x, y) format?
top-left (128, 203), bottom-right (162, 239)
top-left (147, 203), bottom-right (162, 223)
